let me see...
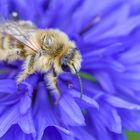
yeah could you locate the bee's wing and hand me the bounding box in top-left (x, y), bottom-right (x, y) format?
top-left (0, 21), bottom-right (40, 52)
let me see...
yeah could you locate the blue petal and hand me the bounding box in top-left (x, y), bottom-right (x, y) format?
top-left (19, 95), bottom-right (32, 114)
top-left (99, 104), bottom-right (122, 133)
top-left (1, 124), bottom-right (33, 140)
top-left (60, 134), bottom-right (75, 140)
top-left (33, 83), bottom-right (72, 140)
top-left (93, 15), bottom-right (140, 41)
top-left (69, 89), bottom-right (99, 109)
top-left (0, 93), bottom-right (20, 105)
top-left (83, 59), bottom-right (126, 72)
top-left (90, 111), bottom-right (113, 140)
top-left (119, 110), bottom-right (140, 132)
top-left (83, 42), bottom-right (123, 58)
top-left (0, 104), bottom-right (19, 137)
top-left (112, 133), bottom-right (127, 140)
top-left (58, 127), bottom-right (75, 140)
top-left (0, 80), bottom-right (17, 94)
top-left (94, 71), bottom-right (115, 93)
top-left (59, 94), bottom-right (85, 125)
top-left (120, 45), bottom-right (140, 63)
top-left (21, 82), bottom-right (33, 97)
top-left (115, 83), bottom-right (135, 98)
top-left (70, 0), bottom-right (122, 33)
top-left (84, 12), bottom-right (140, 42)
top-left (70, 127), bottom-right (96, 140)
top-left (42, 126), bottom-right (62, 140)
top-left (84, 4), bottom-right (130, 41)
top-left (0, 0), bottom-right (9, 18)
top-left (18, 110), bottom-right (36, 137)
top-left (54, 125), bottom-right (73, 136)
top-left (49, 0), bottom-right (82, 30)
top-left (105, 95), bottom-right (140, 110)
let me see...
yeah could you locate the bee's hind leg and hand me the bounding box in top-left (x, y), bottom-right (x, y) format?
top-left (16, 55), bottom-right (35, 85)
top-left (45, 70), bottom-right (61, 104)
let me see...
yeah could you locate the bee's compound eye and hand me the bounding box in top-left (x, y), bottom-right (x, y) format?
top-left (61, 56), bottom-right (70, 72)
top-left (61, 64), bottom-right (71, 72)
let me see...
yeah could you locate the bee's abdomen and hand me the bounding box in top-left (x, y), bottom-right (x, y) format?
top-left (0, 33), bottom-right (24, 61)
top-left (0, 33), bottom-right (19, 49)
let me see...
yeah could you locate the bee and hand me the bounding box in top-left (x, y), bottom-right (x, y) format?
top-left (0, 20), bottom-right (83, 103)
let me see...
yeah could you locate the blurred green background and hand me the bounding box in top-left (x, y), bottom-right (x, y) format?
top-left (127, 131), bottom-right (140, 140)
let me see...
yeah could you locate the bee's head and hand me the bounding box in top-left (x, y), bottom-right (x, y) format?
top-left (60, 47), bottom-right (82, 74)
top-left (60, 47), bottom-right (83, 98)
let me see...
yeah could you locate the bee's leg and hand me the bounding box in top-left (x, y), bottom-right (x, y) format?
top-left (45, 70), bottom-right (61, 104)
top-left (16, 55), bottom-right (35, 84)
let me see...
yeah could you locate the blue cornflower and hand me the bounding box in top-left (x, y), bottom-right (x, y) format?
top-left (0, 0), bottom-right (140, 140)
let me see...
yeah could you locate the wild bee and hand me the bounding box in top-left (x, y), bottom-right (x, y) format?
top-left (0, 20), bottom-right (82, 103)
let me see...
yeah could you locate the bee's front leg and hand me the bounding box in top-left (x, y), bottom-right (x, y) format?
top-left (45, 70), bottom-right (61, 104)
top-left (16, 55), bottom-right (35, 84)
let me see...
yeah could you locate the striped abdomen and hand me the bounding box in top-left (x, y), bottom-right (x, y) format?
top-left (0, 32), bottom-right (24, 61)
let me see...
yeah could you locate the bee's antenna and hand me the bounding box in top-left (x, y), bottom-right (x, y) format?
top-left (72, 64), bottom-right (83, 98)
